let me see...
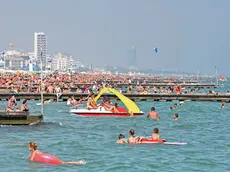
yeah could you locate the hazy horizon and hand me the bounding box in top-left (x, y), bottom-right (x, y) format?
top-left (1, 0), bottom-right (230, 75)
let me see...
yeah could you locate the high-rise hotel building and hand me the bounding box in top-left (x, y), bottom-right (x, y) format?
top-left (34, 32), bottom-right (47, 70)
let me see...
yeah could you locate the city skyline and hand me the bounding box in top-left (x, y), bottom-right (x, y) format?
top-left (0, 0), bottom-right (230, 75)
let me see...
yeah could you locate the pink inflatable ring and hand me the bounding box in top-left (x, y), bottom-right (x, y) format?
top-left (29, 153), bottom-right (63, 165)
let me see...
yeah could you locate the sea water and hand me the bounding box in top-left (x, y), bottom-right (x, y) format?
top-left (0, 87), bottom-right (230, 171)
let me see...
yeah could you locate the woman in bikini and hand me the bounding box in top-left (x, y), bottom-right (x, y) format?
top-left (6, 94), bottom-right (19, 112)
top-left (21, 99), bottom-right (29, 112)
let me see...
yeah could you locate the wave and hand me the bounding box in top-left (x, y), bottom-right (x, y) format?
top-left (40, 121), bottom-right (64, 127)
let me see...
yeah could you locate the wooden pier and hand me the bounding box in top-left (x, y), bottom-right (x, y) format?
top-left (0, 93), bottom-right (229, 102)
top-left (0, 83), bottom-right (217, 93)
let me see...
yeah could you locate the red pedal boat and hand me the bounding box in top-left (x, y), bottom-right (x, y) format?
top-left (70, 87), bottom-right (144, 117)
top-left (70, 106), bottom-right (144, 117)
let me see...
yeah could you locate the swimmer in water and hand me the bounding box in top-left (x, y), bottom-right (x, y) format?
top-left (127, 129), bottom-right (141, 144)
top-left (147, 107), bottom-right (160, 120)
top-left (174, 113), bottom-right (179, 120)
top-left (174, 103), bottom-right (178, 108)
top-left (179, 102), bottom-right (184, 106)
top-left (221, 102), bottom-right (225, 108)
top-left (42, 99), bottom-right (51, 104)
top-left (170, 103), bottom-right (178, 110)
top-left (28, 142), bottom-right (86, 165)
top-left (116, 134), bottom-right (127, 144)
top-left (152, 128), bottom-right (165, 141)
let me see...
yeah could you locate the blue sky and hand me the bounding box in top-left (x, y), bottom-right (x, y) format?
top-left (1, 0), bottom-right (230, 74)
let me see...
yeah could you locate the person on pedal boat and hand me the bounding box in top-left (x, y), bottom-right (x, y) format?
top-left (86, 93), bottom-right (98, 110)
top-left (101, 97), bottom-right (119, 112)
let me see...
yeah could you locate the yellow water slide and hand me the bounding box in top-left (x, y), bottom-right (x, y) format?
top-left (94, 88), bottom-right (141, 113)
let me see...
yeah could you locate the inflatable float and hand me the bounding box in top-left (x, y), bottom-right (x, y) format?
top-left (140, 138), bottom-right (165, 144)
top-left (29, 153), bottom-right (63, 165)
top-left (140, 138), bottom-right (187, 145)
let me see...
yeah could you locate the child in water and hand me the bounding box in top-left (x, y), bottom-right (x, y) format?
top-left (116, 134), bottom-right (127, 144)
top-left (28, 142), bottom-right (86, 165)
top-left (152, 128), bottom-right (165, 141)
